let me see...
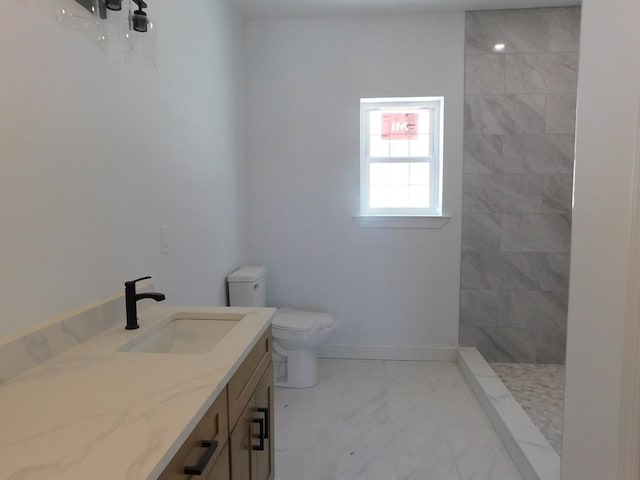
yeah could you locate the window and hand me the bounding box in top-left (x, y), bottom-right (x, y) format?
top-left (360, 97), bottom-right (444, 217)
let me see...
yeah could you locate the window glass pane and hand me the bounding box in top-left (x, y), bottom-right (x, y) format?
top-left (388, 186), bottom-right (410, 207)
top-left (389, 140), bottom-right (410, 157)
top-left (409, 135), bottom-right (430, 157)
top-left (369, 135), bottom-right (390, 157)
top-left (388, 163), bottom-right (410, 185)
top-left (408, 185), bottom-right (430, 208)
top-left (360, 97), bottom-right (442, 214)
top-left (369, 111), bottom-right (382, 135)
top-left (418, 110), bottom-right (431, 134)
top-left (381, 111), bottom-right (419, 140)
top-left (409, 163), bottom-right (430, 185)
top-left (369, 162), bottom-right (430, 209)
top-left (369, 186), bottom-right (389, 208)
top-left (369, 163), bottom-right (390, 186)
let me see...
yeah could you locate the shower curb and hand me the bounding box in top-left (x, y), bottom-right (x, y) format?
top-left (457, 347), bottom-right (561, 480)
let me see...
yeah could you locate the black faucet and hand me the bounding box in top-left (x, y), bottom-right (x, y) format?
top-left (125, 276), bottom-right (166, 330)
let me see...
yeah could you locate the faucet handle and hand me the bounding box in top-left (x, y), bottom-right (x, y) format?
top-left (125, 276), bottom-right (152, 288)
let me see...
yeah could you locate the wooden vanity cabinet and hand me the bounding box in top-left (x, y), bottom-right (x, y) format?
top-left (229, 395), bottom-right (253, 480)
top-left (158, 389), bottom-right (229, 480)
top-left (251, 365), bottom-right (275, 480)
top-left (229, 365), bottom-right (274, 480)
top-left (203, 445), bottom-right (230, 480)
top-left (158, 328), bottom-right (273, 480)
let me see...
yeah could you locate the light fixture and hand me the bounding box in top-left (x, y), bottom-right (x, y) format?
top-left (106, 0), bottom-right (122, 11)
top-left (56, 0), bottom-right (155, 64)
top-left (95, 0), bottom-right (155, 63)
top-left (494, 43), bottom-right (506, 52)
top-left (97, 12), bottom-right (134, 56)
top-left (125, 0), bottom-right (156, 66)
top-left (55, 0), bottom-right (99, 31)
top-left (130, 0), bottom-right (149, 32)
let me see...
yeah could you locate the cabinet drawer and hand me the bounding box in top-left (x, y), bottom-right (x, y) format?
top-left (228, 328), bottom-right (271, 428)
top-left (159, 388), bottom-right (229, 479)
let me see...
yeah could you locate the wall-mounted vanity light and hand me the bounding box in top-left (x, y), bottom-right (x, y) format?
top-left (106, 0), bottom-right (123, 11)
top-left (56, 0), bottom-right (155, 65)
top-left (130, 0), bottom-right (149, 32)
top-left (56, 0), bottom-right (99, 31)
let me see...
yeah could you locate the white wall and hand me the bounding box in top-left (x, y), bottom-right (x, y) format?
top-left (0, 0), bottom-right (248, 337)
top-left (245, 14), bottom-right (465, 351)
top-left (562, 0), bottom-right (640, 478)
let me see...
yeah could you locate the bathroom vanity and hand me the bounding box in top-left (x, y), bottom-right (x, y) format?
top-left (158, 329), bottom-right (274, 480)
top-left (0, 303), bottom-right (275, 480)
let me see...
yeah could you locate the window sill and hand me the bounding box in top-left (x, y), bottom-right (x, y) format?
top-left (352, 215), bottom-right (451, 229)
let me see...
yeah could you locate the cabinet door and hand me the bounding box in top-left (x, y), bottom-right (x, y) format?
top-left (230, 395), bottom-right (254, 480)
top-left (253, 365), bottom-right (274, 480)
top-left (228, 330), bottom-right (271, 427)
top-left (204, 444), bottom-right (230, 480)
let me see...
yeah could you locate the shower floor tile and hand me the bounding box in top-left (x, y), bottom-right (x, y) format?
top-left (491, 363), bottom-right (565, 455)
top-left (275, 359), bottom-right (522, 480)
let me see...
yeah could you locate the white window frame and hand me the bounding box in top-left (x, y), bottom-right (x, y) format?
top-left (359, 97), bottom-right (444, 217)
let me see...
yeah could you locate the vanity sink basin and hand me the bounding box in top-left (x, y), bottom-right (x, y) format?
top-left (119, 313), bottom-right (244, 355)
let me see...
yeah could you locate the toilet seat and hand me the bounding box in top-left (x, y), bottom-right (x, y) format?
top-left (272, 308), bottom-right (336, 333)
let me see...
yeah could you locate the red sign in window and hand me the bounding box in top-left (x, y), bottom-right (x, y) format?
top-left (381, 113), bottom-right (418, 140)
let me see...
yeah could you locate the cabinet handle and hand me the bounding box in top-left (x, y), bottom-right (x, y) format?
top-left (257, 407), bottom-right (270, 439)
top-left (252, 418), bottom-right (265, 451)
top-left (183, 439), bottom-right (219, 476)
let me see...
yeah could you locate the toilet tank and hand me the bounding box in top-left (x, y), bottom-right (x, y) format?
top-left (227, 266), bottom-right (266, 307)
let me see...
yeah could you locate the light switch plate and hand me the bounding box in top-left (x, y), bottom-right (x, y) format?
top-left (160, 226), bottom-right (169, 255)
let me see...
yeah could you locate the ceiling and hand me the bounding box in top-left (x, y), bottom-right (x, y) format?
top-left (235, 0), bottom-right (581, 19)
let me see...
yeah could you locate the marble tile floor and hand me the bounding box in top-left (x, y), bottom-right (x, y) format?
top-left (491, 363), bottom-right (565, 456)
top-left (275, 359), bottom-right (523, 480)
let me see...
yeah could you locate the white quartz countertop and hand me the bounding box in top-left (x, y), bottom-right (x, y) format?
top-left (0, 305), bottom-right (275, 480)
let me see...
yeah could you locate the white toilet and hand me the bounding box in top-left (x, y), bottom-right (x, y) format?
top-left (227, 266), bottom-right (337, 389)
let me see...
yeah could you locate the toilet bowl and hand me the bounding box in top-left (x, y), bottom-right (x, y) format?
top-left (227, 266), bottom-right (337, 389)
top-left (271, 308), bottom-right (337, 388)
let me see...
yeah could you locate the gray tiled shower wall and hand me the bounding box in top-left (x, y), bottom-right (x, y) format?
top-left (459, 7), bottom-right (580, 364)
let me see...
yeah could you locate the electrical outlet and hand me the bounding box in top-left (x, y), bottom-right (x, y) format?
top-left (160, 226), bottom-right (169, 255)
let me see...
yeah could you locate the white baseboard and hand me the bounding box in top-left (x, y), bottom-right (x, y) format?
top-left (317, 344), bottom-right (458, 362)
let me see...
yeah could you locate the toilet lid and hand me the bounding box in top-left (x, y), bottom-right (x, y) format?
top-left (272, 308), bottom-right (336, 332)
